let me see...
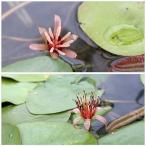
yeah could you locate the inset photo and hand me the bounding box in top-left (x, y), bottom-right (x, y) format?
top-left (2, 1), bottom-right (144, 72)
top-left (2, 74), bottom-right (144, 144)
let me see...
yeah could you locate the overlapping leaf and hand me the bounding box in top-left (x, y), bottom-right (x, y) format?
top-left (2, 78), bottom-right (37, 104)
top-left (98, 121), bottom-right (144, 145)
top-left (18, 122), bottom-right (97, 144)
top-left (2, 56), bottom-right (72, 72)
top-left (2, 104), bottom-right (71, 125)
top-left (2, 123), bottom-right (21, 145)
top-left (2, 74), bottom-right (50, 82)
top-left (26, 75), bottom-right (102, 114)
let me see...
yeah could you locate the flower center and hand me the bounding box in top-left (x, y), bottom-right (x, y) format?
top-left (75, 92), bottom-right (100, 119)
top-left (48, 37), bottom-right (63, 51)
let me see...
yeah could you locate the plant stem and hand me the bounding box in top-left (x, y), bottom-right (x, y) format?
top-left (106, 107), bottom-right (144, 133)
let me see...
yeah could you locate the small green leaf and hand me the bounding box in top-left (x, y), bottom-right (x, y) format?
top-left (99, 121), bottom-right (144, 145)
top-left (2, 78), bottom-right (37, 104)
top-left (2, 56), bottom-right (72, 72)
top-left (2, 104), bottom-right (71, 125)
top-left (140, 74), bottom-right (144, 85)
top-left (2, 74), bottom-right (50, 82)
top-left (2, 123), bottom-right (21, 145)
top-left (18, 122), bottom-right (97, 144)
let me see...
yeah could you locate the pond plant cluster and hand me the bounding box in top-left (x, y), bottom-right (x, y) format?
top-left (2, 74), bottom-right (144, 145)
top-left (1, 1), bottom-right (145, 145)
top-left (2, 1), bottom-right (144, 72)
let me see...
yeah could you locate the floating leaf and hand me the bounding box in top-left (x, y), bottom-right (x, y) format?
top-left (109, 55), bottom-right (144, 72)
top-left (2, 104), bottom-right (71, 125)
top-left (2, 56), bottom-right (72, 72)
top-left (2, 78), bottom-right (36, 104)
top-left (18, 122), bottom-right (97, 144)
top-left (26, 75), bottom-right (98, 114)
top-left (2, 74), bottom-right (50, 82)
top-left (2, 123), bottom-right (21, 145)
top-left (78, 2), bottom-right (144, 56)
top-left (99, 121), bottom-right (144, 145)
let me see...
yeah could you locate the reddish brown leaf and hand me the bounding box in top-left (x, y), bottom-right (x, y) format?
top-left (109, 55), bottom-right (144, 72)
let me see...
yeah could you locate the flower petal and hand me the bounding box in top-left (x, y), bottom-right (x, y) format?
top-left (44, 31), bottom-right (53, 44)
top-left (56, 43), bottom-right (70, 48)
top-left (50, 47), bottom-right (54, 53)
top-left (60, 32), bottom-right (71, 42)
top-left (96, 107), bottom-right (102, 111)
top-left (84, 119), bottom-right (91, 130)
top-left (64, 34), bottom-right (78, 42)
top-left (63, 40), bottom-right (75, 45)
top-left (62, 49), bottom-right (77, 58)
top-left (38, 27), bottom-right (48, 44)
top-left (56, 49), bottom-right (66, 56)
top-left (73, 116), bottom-right (82, 126)
top-left (48, 27), bottom-right (54, 39)
top-left (29, 44), bottom-right (48, 51)
top-left (72, 108), bottom-right (80, 114)
top-left (93, 115), bottom-right (107, 125)
top-left (54, 14), bottom-right (61, 40)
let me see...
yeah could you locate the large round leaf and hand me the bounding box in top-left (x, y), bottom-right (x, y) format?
top-left (26, 75), bottom-right (99, 114)
top-left (99, 121), bottom-right (144, 145)
top-left (18, 122), bottom-right (97, 144)
top-left (2, 74), bottom-right (50, 82)
top-left (2, 78), bottom-right (36, 104)
top-left (2, 123), bottom-right (21, 145)
top-left (2, 104), bottom-right (71, 125)
top-left (2, 56), bottom-right (72, 72)
top-left (78, 2), bottom-right (144, 56)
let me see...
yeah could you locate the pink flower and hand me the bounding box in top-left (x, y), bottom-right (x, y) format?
top-left (72, 92), bottom-right (107, 130)
top-left (29, 15), bottom-right (78, 59)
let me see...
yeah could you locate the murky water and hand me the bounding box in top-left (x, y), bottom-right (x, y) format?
top-left (2, 2), bottom-right (122, 72)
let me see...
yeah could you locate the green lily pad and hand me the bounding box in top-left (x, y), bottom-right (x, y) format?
top-left (99, 120), bottom-right (144, 145)
top-left (2, 78), bottom-right (37, 104)
top-left (2, 56), bottom-right (72, 72)
top-left (26, 75), bottom-right (99, 114)
top-left (140, 74), bottom-right (144, 85)
top-left (2, 104), bottom-right (71, 125)
top-left (2, 123), bottom-right (21, 145)
top-left (18, 122), bottom-right (97, 144)
top-left (2, 74), bottom-right (50, 82)
top-left (78, 2), bottom-right (144, 56)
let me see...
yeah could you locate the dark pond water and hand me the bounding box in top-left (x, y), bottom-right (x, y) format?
top-left (91, 74), bottom-right (144, 134)
top-left (2, 2), bottom-right (121, 72)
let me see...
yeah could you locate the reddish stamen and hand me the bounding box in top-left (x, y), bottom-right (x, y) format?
top-left (75, 91), bottom-right (100, 119)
